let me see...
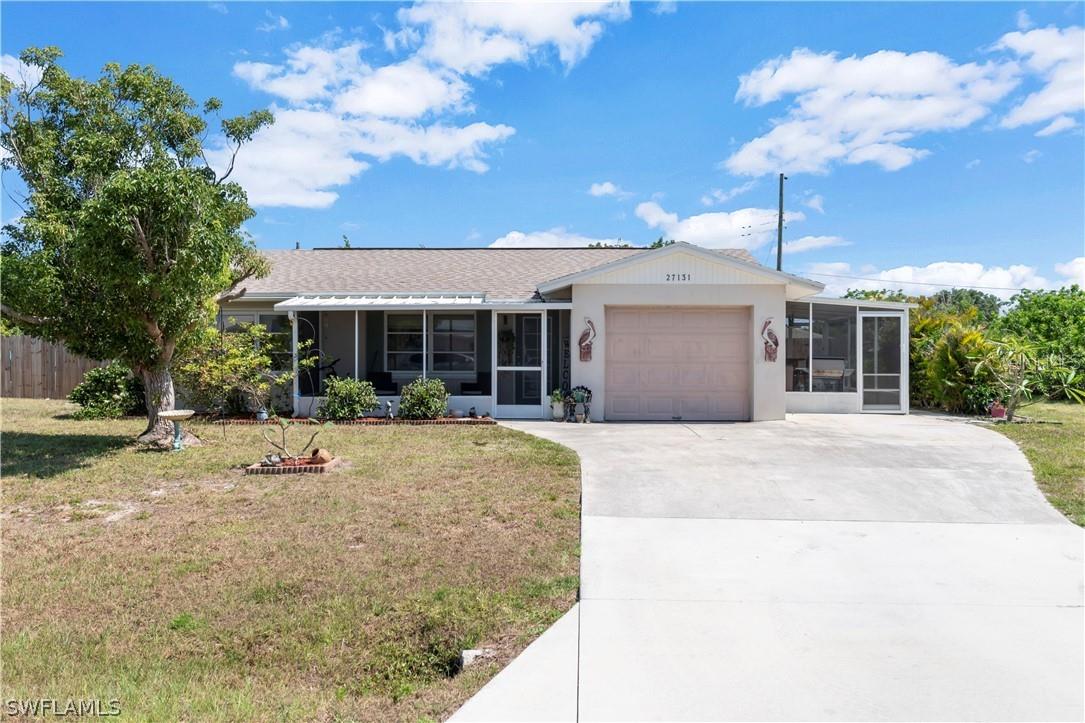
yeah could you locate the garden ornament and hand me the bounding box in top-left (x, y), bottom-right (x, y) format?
top-left (578, 318), bottom-right (597, 362)
top-left (761, 318), bottom-right (779, 363)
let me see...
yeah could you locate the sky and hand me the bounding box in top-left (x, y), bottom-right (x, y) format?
top-left (2, 1), bottom-right (1084, 298)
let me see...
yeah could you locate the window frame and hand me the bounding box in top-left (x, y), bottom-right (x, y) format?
top-left (786, 302), bottom-right (859, 394)
top-left (385, 311), bottom-right (424, 373)
top-left (428, 312), bottom-right (476, 374)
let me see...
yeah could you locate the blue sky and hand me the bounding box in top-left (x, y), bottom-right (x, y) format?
top-left (2, 1), bottom-right (1083, 297)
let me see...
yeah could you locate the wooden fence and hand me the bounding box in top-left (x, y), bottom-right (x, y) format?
top-left (1, 335), bottom-right (106, 399)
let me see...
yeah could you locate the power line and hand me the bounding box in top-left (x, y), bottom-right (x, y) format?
top-left (804, 271), bottom-right (1037, 292)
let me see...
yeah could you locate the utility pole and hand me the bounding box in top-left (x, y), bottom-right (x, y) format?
top-left (776, 172), bottom-right (787, 271)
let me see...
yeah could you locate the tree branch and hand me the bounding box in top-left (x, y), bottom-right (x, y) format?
top-left (215, 141), bottom-right (241, 185)
top-left (0, 303), bottom-right (47, 327)
top-left (130, 216), bottom-right (156, 272)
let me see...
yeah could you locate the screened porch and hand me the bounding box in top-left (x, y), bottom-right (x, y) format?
top-left (276, 297), bottom-right (572, 419)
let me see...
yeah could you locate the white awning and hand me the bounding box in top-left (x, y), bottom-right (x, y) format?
top-left (274, 293), bottom-right (572, 311)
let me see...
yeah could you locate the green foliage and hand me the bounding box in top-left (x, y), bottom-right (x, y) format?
top-left (994, 286), bottom-right (1085, 394)
top-left (397, 377), bottom-right (449, 420)
top-left (649, 236), bottom-right (675, 248)
top-left (928, 289), bottom-right (1003, 324)
top-left (0, 47), bottom-right (272, 423)
top-left (317, 376), bottom-right (379, 420)
top-left (923, 326), bottom-right (996, 413)
top-left (68, 362), bottom-right (145, 419)
top-left (975, 336), bottom-right (1085, 421)
top-left (174, 323), bottom-right (302, 415)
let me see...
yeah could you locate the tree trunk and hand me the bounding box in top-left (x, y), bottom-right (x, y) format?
top-left (138, 367), bottom-right (201, 447)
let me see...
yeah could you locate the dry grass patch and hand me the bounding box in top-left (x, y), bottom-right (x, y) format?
top-left (1, 398), bottom-right (581, 721)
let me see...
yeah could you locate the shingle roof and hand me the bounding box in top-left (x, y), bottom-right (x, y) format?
top-left (243, 247), bottom-right (760, 302)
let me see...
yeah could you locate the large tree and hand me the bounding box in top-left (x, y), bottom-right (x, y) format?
top-left (1, 47), bottom-right (272, 444)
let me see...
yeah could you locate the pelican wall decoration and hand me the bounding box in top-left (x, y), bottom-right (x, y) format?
top-left (761, 317), bottom-right (779, 362)
top-left (579, 318), bottom-right (597, 362)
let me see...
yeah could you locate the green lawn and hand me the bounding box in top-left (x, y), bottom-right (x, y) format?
top-left (989, 401), bottom-right (1085, 526)
top-left (1, 398), bottom-right (581, 721)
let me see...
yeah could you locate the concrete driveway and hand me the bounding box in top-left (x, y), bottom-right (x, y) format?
top-left (454, 414), bottom-right (1084, 722)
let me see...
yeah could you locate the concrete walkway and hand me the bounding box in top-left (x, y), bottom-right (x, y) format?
top-left (453, 414), bottom-right (1084, 722)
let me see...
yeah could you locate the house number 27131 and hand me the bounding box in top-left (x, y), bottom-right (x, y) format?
top-left (665, 273), bottom-right (692, 282)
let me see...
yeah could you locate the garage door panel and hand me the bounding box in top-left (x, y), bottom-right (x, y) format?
top-left (605, 306), bottom-right (750, 421)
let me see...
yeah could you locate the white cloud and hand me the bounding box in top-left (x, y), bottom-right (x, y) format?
top-left (635, 200), bottom-right (805, 249)
top-left (1055, 256), bottom-right (1085, 285)
top-left (965, 158), bottom-right (982, 169)
top-left (1015, 9), bottom-right (1033, 31)
top-left (257, 11), bottom-right (290, 32)
top-left (490, 227), bottom-right (624, 248)
top-left (801, 192), bottom-right (825, 213)
top-left (806, 260), bottom-right (1055, 299)
top-left (1, 54), bottom-right (44, 88)
top-left (1035, 115), bottom-right (1078, 136)
top-left (211, 107), bottom-right (515, 207)
top-left (783, 235), bottom-right (848, 254)
top-left (208, 2), bottom-right (228, 14)
top-left (700, 180), bottom-right (757, 206)
top-left (589, 180), bottom-right (631, 198)
top-left (332, 60), bottom-right (471, 119)
top-left (1021, 149), bottom-right (1041, 163)
top-left (229, 2), bottom-right (626, 207)
top-left (208, 108), bottom-right (371, 208)
top-left (349, 117), bottom-right (514, 172)
top-left (234, 43), bottom-right (367, 105)
top-left (725, 47), bottom-right (1019, 176)
top-left (397, 1), bottom-right (630, 75)
top-left (651, 1), bottom-right (677, 15)
top-left (997, 25), bottom-right (1084, 131)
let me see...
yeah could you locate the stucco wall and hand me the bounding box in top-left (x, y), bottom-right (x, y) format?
top-left (569, 283), bottom-right (787, 421)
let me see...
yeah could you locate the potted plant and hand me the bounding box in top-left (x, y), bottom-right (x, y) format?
top-left (570, 386), bottom-right (592, 423)
top-left (989, 400), bottom-right (1007, 420)
top-left (550, 389), bottom-right (564, 420)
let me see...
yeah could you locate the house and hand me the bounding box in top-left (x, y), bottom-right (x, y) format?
top-left (220, 242), bottom-right (913, 420)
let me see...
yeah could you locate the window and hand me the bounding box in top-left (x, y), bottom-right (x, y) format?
top-left (430, 314), bottom-right (475, 372)
top-left (258, 313), bottom-right (291, 370)
top-left (810, 304), bottom-right (856, 392)
top-left (786, 303), bottom-right (857, 393)
top-left (386, 313), bottom-right (423, 371)
top-left (785, 302), bottom-right (810, 392)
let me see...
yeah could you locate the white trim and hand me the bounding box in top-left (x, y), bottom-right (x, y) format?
top-left (422, 309), bottom-right (427, 380)
top-left (536, 242), bottom-right (824, 295)
top-left (494, 310), bottom-right (546, 419)
top-left (857, 310), bottom-right (908, 414)
top-left (274, 297), bottom-right (572, 312)
top-left (290, 311), bottom-right (299, 415)
top-left (806, 296), bottom-right (919, 310)
top-left (353, 310), bottom-right (359, 381)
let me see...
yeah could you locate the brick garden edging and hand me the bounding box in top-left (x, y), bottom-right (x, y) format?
top-left (203, 416), bottom-right (496, 426)
top-left (245, 457), bottom-right (343, 475)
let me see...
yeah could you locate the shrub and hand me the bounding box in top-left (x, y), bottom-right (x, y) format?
top-left (397, 377), bottom-right (449, 420)
top-left (68, 362), bottom-right (145, 419)
top-left (175, 324), bottom-right (309, 415)
top-left (923, 326), bottom-right (996, 414)
top-left (317, 376), bottom-right (379, 420)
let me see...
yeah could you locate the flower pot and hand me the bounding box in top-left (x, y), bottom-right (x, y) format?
top-left (255, 408), bottom-right (269, 421)
top-left (552, 401), bottom-right (564, 420)
top-left (990, 402), bottom-right (1006, 419)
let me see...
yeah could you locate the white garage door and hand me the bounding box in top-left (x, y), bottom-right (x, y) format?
top-left (605, 306), bottom-right (750, 421)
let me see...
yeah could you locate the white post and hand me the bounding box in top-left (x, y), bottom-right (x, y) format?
top-left (290, 311), bottom-right (299, 416)
top-left (422, 310), bottom-right (428, 380)
top-left (354, 309), bottom-right (359, 380)
top-left (491, 310), bottom-right (498, 411)
top-left (540, 310), bottom-right (548, 417)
